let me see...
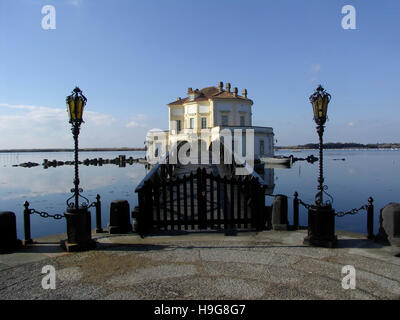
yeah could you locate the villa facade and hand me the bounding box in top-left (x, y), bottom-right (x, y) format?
top-left (147, 82), bottom-right (274, 165)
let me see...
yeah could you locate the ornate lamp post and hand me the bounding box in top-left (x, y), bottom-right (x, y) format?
top-left (304, 85), bottom-right (337, 248)
top-left (66, 87), bottom-right (87, 209)
top-left (63, 87), bottom-right (95, 252)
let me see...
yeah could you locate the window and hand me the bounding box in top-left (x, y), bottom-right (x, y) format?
top-left (240, 115), bottom-right (245, 126)
top-left (155, 143), bottom-right (161, 157)
top-left (259, 140), bottom-right (265, 155)
top-left (190, 118), bottom-right (194, 129)
top-left (176, 120), bottom-right (181, 132)
top-left (221, 115), bottom-right (228, 126)
top-left (201, 117), bottom-right (207, 129)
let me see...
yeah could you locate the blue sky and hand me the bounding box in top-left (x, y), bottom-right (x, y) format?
top-left (0, 0), bottom-right (399, 148)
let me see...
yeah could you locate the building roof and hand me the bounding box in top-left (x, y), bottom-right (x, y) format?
top-left (168, 85), bottom-right (253, 106)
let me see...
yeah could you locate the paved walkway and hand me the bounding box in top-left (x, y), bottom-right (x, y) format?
top-left (0, 230), bottom-right (399, 300)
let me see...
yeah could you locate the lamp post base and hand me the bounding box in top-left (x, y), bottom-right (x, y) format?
top-left (303, 235), bottom-right (337, 248)
top-left (304, 204), bottom-right (337, 248)
top-left (62, 207), bottom-right (96, 252)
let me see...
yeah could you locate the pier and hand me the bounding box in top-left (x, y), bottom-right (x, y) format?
top-left (0, 229), bottom-right (399, 299)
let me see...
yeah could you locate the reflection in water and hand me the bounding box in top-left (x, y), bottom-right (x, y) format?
top-left (0, 151), bottom-right (147, 238)
top-left (1, 149), bottom-right (400, 237)
top-left (0, 153), bottom-right (20, 166)
top-left (274, 149), bottom-right (400, 234)
top-left (12, 155), bottom-right (147, 168)
top-left (1, 165), bottom-right (144, 200)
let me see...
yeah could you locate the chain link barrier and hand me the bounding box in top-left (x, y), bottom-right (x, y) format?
top-left (28, 200), bottom-right (97, 220)
top-left (298, 199), bottom-right (312, 210)
top-left (297, 198), bottom-right (369, 217)
top-left (23, 194), bottom-right (103, 244)
top-left (334, 205), bottom-right (368, 217)
top-left (28, 208), bottom-right (64, 220)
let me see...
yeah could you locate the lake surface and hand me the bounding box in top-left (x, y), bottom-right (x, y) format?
top-left (1, 149), bottom-right (399, 238)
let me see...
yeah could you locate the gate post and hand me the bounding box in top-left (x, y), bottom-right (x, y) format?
top-left (95, 194), bottom-right (104, 233)
top-left (23, 201), bottom-right (33, 245)
top-left (367, 197), bottom-right (374, 240)
top-left (293, 192), bottom-right (299, 230)
top-left (249, 178), bottom-right (258, 229)
top-left (197, 168), bottom-right (207, 229)
top-left (143, 180), bottom-right (154, 234)
top-left (137, 189), bottom-right (146, 235)
top-left (257, 184), bottom-right (267, 230)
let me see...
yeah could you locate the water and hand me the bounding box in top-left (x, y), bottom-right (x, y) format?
top-left (273, 149), bottom-right (400, 234)
top-left (0, 149), bottom-right (399, 238)
top-left (0, 151), bottom-right (147, 239)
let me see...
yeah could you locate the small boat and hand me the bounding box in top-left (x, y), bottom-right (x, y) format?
top-left (265, 162), bottom-right (292, 169)
top-left (260, 156), bottom-right (293, 166)
top-left (137, 158), bottom-right (148, 164)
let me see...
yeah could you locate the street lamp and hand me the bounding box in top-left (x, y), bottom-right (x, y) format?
top-left (66, 87), bottom-right (86, 209)
top-left (304, 85), bottom-right (337, 248)
top-left (63, 87), bottom-right (95, 252)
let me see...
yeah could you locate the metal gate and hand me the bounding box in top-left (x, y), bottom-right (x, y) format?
top-left (135, 166), bottom-right (267, 234)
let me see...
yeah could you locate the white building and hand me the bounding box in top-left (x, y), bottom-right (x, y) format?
top-left (147, 82), bottom-right (274, 165)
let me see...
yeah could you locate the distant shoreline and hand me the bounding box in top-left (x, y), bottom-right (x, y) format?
top-left (1, 144), bottom-right (399, 153)
top-left (275, 147), bottom-right (399, 150)
top-left (0, 148), bottom-right (146, 153)
top-left (276, 142), bottom-right (400, 150)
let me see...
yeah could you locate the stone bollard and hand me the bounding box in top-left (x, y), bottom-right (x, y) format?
top-left (271, 195), bottom-right (288, 230)
top-left (376, 203), bottom-right (400, 246)
top-left (109, 200), bottom-right (132, 234)
top-left (0, 212), bottom-right (22, 253)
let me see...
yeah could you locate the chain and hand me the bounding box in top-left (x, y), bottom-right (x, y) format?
top-left (26, 198), bottom-right (98, 220)
top-left (29, 208), bottom-right (64, 220)
top-left (297, 198), bottom-right (368, 217)
top-left (87, 201), bottom-right (97, 208)
top-left (334, 205), bottom-right (368, 217)
top-left (299, 199), bottom-right (313, 209)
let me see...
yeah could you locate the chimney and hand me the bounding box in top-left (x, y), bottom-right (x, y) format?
top-left (177, 97), bottom-right (181, 101)
top-left (233, 87), bottom-right (238, 97)
top-left (218, 82), bottom-right (224, 92)
top-left (226, 83), bottom-right (231, 92)
top-left (242, 89), bottom-right (247, 98)
top-left (187, 87), bottom-right (193, 94)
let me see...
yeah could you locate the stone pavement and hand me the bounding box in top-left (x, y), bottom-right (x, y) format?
top-left (0, 230), bottom-right (399, 300)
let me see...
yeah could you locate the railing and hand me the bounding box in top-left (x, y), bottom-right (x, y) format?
top-left (135, 151), bottom-right (175, 192)
top-left (292, 192), bottom-right (375, 239)
top-left (23, 194), bottom-right (103, 244)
